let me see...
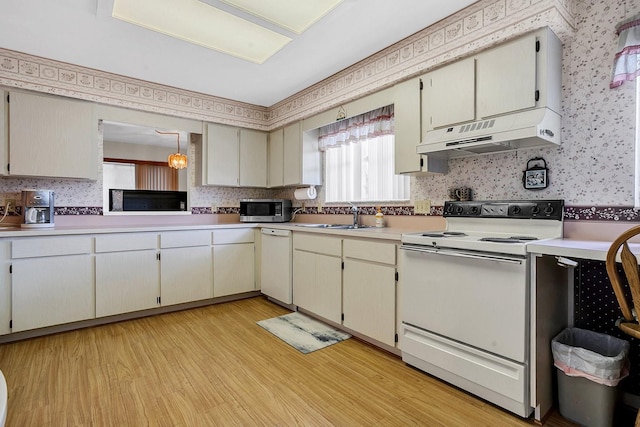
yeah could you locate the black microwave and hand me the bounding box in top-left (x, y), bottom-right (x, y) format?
top-left (239, 199), bottom-right (292, 222)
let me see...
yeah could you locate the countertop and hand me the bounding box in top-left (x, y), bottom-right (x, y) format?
top-left (0, 222), bottom-right (417, 241)
top-left (0, 223), bottom-right (258, 238)
top-left (527, 238), bottom-right (640, 261)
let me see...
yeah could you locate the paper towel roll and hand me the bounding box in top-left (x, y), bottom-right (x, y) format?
top-left (294, 186), bottom-right (317, 200)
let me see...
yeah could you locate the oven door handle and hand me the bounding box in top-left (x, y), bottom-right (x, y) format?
top-left (400, 244), bottom-right (524, 265)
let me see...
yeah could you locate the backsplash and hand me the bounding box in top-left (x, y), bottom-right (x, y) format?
top-left (0, 0), bottom-right (639, 222)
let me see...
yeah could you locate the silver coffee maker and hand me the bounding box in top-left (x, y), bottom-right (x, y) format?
top-left (21, 190), bottom-right (54, 228)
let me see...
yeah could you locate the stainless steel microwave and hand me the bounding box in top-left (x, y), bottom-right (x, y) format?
top-left (239, 199), bottom-right (292, 223)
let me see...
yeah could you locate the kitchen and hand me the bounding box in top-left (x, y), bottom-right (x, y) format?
top-left (0, 0), bottom-right (637, 425)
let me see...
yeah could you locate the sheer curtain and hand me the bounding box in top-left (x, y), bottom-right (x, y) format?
top-left (610, 13), bottom-right (640, 208)
top-left (318, 105), bottom-right (409, 202)
top-left (136, 163), bottom-right (178, 191)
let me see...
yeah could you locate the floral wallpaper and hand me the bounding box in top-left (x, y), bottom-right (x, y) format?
top-left (1, 0), bottom-right (639, 222)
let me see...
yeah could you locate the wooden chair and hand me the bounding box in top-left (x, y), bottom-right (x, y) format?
top-left (606, 225), bottom-right (640, 340)
top-left (606, 225), bottom-right (640, 427)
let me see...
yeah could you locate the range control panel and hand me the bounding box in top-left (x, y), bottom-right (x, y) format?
top-left (443, 200), bottom-right (564, 220)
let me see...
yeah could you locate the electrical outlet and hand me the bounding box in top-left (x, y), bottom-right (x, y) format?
top-left (210, 203), bottom-right (218, 213)
top-left (414, 200), bottom-right (431, 214)
top-left (5, 199), bottom-right (16, 214)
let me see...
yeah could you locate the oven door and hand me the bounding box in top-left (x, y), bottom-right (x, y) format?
top-left (400, 244), bottom-right (529, 362)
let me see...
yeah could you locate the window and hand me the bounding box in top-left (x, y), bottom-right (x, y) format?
top-left (319, 105), bottom-right (409, 203)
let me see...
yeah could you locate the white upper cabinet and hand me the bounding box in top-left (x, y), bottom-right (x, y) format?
top-left (203, 123), bottom-right (240, 186)
top-left (202, 123), bottom-right (267, 187)
top-left (268, 127), bottom-right (284, 187)
top-left (393, 77), bottom-right (447, 175)
top-left (239, 128), bottom-right (267, 187)
top-left (268, 121), bottom-right (320, 187)
top-left (283, 121), bottom-right (303, 186)
top-left (476, 33), bottom-right (537, 119)
top-left (422, 28), bottom-right (557, 134)
top-left (6, 91), bottom-right (98, 180)
top-left (422, 57), bottom-right (476, 130)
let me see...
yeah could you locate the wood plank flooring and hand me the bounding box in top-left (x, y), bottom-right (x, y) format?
top-left (0, 296), bottom-right (578, 426)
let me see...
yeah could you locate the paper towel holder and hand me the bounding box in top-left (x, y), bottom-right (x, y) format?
top-left (294, 186), bottom-right (317, 200)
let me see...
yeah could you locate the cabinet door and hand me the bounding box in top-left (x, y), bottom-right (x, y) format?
top-left (8, 91), bottom-right (98, 179)
top-left (268, 129), bottom-right (284, 187)
top-left (293, 250), bottom-right (342, 324)
top-left (161, 246), bottom-right (213, 305)
top-left (343, 259), bottom-right (396, 346)
top-left (0, 241), bottom-right (9, 335)
top-left (213, 243), bottom-right (255, 297)
top-left (283, 121), bottom-right (302, 186)
top-left (422, 57), bottom-right (475, 131)
top-left (96, 250), bottom-right (159, 317)
top-left (239, 128), bottom-right (267, 187)
top-left (205, 123), bottom-right (239, 186)
top-left (476, 34), bottom-right (537, 119)
top-left (293, 249), bottom-right (315, 310)
top-left (12, 255), bottom-right (94, 332)
top-left (394, 77), bottom-right (423, 174)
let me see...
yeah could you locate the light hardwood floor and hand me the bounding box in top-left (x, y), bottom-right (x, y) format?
top-left (0, 296), bottom-right (578, 426)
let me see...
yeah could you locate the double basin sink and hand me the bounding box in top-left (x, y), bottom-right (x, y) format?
top-left (292, 223), bottom-right (375, 230)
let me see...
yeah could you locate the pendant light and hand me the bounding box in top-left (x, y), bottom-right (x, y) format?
top-left (156, 130), bottom-right (188, 169)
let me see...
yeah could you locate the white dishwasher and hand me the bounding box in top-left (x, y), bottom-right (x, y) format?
top-left (260, 228), bottom-right (292, 305)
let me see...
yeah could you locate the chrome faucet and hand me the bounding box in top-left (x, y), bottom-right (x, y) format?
top-left (348, 202), bottom-right (359, 228)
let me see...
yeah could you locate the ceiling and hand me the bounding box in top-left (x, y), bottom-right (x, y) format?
top-left (0, 0), bottom-right (477, 107)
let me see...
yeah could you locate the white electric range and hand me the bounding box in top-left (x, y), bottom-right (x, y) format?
top-left (400, 200), bottom-right (564, 418)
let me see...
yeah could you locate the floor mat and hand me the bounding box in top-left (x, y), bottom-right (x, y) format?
top-left (257, 311), bottom-right (351, 354)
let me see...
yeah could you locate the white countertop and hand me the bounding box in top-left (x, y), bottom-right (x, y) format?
top-left (0, 223), bottom-right (258, 238)
top-left (0, 222), bottom-right (409, 241)
top-left (527, 238), bottom-right (640, 261)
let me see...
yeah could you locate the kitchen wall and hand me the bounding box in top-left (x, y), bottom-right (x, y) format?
top-left (0, 0), bottom-right (637, 222)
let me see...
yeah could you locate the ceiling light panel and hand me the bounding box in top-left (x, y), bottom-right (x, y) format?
top-left (112, 0), bottom-right (291, 63)
top-left (220, 0), bottom-right (343, 34)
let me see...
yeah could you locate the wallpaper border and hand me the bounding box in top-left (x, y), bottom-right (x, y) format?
top-left (12, 205), bottom-right (634, 222)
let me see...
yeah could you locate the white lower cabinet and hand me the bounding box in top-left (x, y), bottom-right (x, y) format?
top-left (11, 236), bottom-right (94, 332)
top-left (213, 229), bottom-right (256, 297)
top-left (160, 231), bottom-right (213, 306)
top-left (342, 239), bottom-right (397, 347)
top-left (0, 240), bottom-right (10, 335)
top-left (293, 234), bottom-right (342, 324)
top-left (95, 233), bottom-right (160, 317)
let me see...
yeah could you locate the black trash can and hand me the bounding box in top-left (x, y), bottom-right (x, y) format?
top-left (552, 327), bottom-right (630, 427)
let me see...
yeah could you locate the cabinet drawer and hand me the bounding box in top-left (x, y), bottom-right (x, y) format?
top-left (12, 236), bottom-right (92, 258)
top-left (161, 230), bottom-right (211, 248)
top-left (213, 228), bottom-right (255, 245)
top-left (344, 239), bottom-right (396, 265)
top-left (293, 233), bottom-right (341, 256)
top-left (95, 233), bottom-right (158, 253)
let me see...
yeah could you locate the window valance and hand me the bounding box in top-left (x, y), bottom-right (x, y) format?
top-left (318, 105), bottom-right (394, 151)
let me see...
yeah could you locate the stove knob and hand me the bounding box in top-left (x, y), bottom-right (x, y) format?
top-left (531, 205), bottom-right (540, 215)
top-left (455, 206), bottom-right (464, 214)
top-left (470, 206), bottom-right (479, 215)
top-left (544, 205), bottom-right (554, 215)
top-left (512, 206), bottom-right (521, 215)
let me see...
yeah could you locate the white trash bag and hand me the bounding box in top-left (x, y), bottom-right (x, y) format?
top-left (552, 327), bottom-right (630, 387)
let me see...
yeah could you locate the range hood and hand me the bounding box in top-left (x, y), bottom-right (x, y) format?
top-left (416, 107), bottom-right (561, 158)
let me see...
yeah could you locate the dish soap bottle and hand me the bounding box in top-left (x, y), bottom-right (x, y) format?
top-left (375, 206), bottom-right (384, 228)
